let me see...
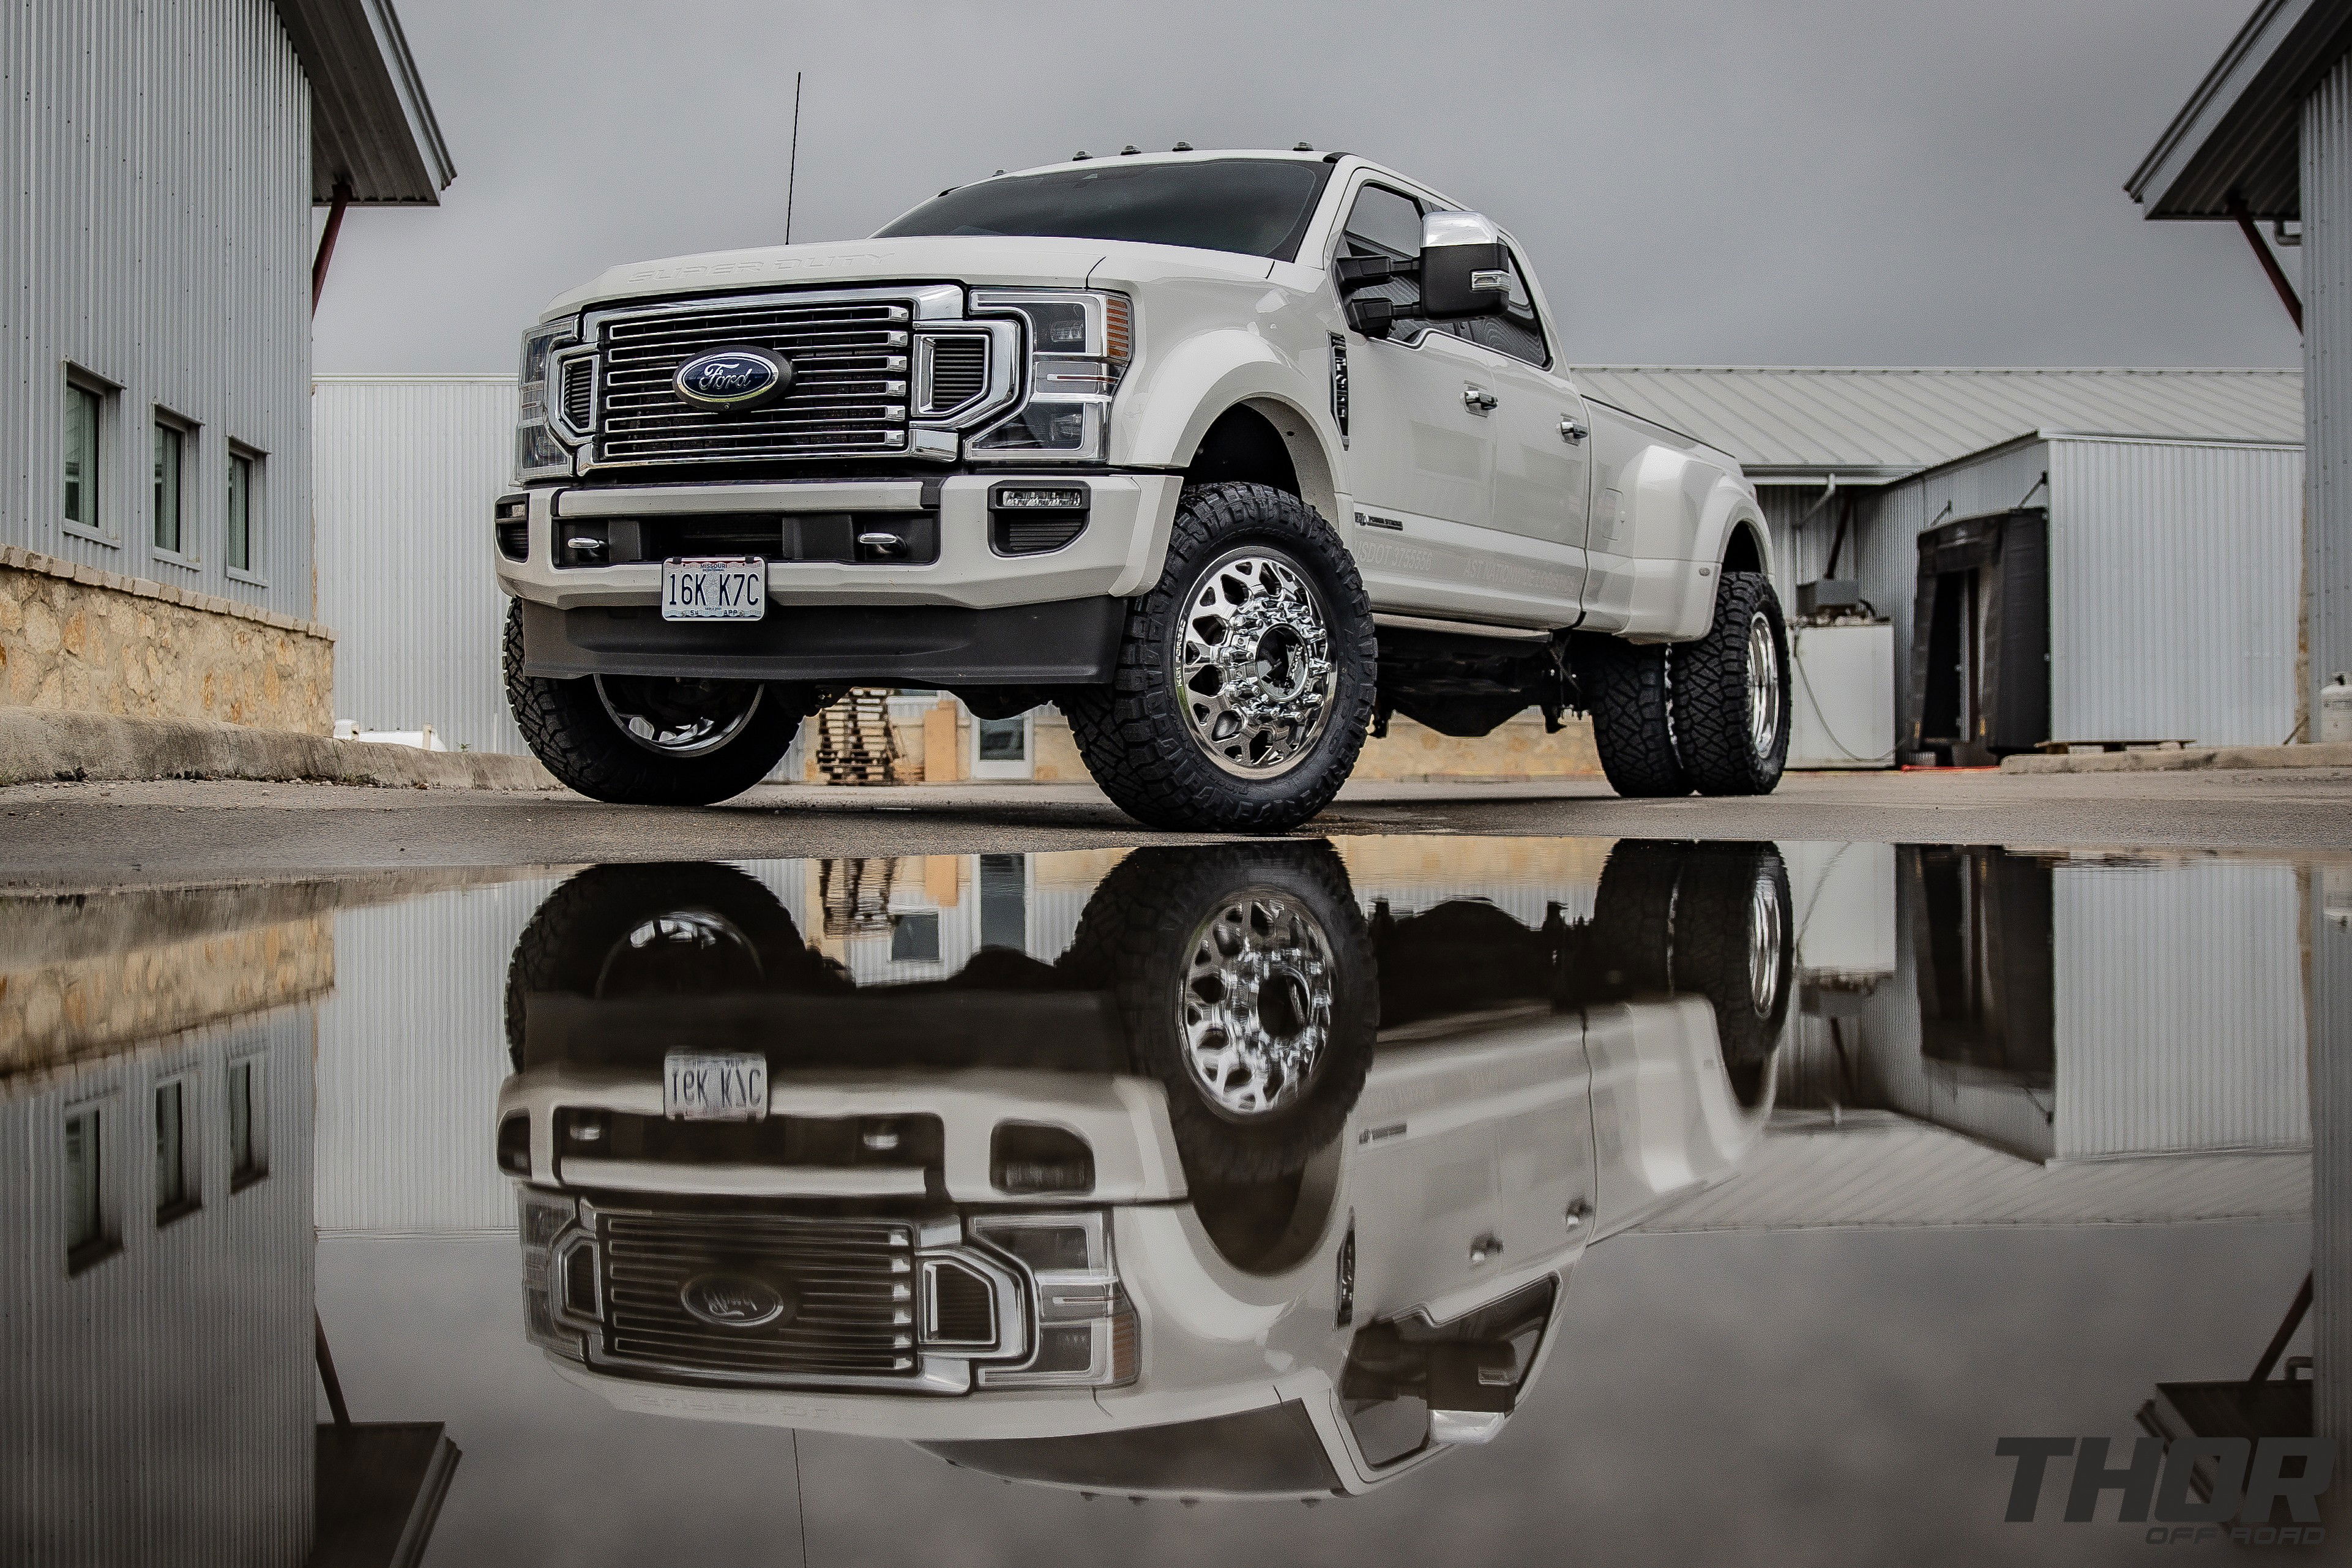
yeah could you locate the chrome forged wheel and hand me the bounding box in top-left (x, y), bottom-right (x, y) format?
top-left (1748, 868), bottom-right (1786, 1017)
top-left (1179, 889), bottom-right (1335, 1120)
top-left (595, 674), bottom-right (765, 758)
top-left (1745, 611), bottom-right (1782, 760)
top-left (1175, 549), bottom-right (1337, 777)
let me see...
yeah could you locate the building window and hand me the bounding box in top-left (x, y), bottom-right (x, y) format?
top-left (65, 382), bottom-right (102, 530)
top-left (152, 417), bottom-right (189, 556)
top-left (155, 1079), bottom-right (197, 1222)
top-left (65, 1106), bottom-right (116, 1272)
top-left (226, 451), bottom-right (255, 573)
top-left (890, 910), bottom-right (942, 962)
top-left (228, 1059), bottom-right (266, 1188)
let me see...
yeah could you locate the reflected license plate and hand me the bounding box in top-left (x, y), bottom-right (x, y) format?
top-left (661, 556), bottom-right (766, 622)
top-left (662, 1051), bottom-right (769, 1121)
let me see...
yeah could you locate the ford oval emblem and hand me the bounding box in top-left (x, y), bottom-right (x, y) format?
top-left (673, 347), bottom-right (791, 412)
top-left (678, 1272), bottom-right (794, 1329)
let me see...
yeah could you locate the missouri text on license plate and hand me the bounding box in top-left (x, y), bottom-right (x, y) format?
top-left (662, 557), bottom-right (766, 621)
top-left (663, 1052), bottom-right (769, 1121)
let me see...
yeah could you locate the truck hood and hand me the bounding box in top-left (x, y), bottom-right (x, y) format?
top-left (541, 235), bottom-right (1279, 318)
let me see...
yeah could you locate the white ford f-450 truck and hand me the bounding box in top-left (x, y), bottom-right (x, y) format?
top-left (496, 149), bottom-right (1788, 829)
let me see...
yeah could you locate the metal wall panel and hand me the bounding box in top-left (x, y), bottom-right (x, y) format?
top-left (2052, 858), bottom-right (2309, 1159)
top-left (0, 1010), bottom-right (315, 1567)
top-left (313, 878), bottom-right (559, 1235)
top-left (2310, 864), bottom-right (2352, 1454)
top-left (2310, 58), bottom-right (2352, 732)
top-left (312, 376), bottom-right (522, 749)
top-left (1, 0), bottom-right (313, 621)
top-left (2047, 438), bottom-right (2301, 746)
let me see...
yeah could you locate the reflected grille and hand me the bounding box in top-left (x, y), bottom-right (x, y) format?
top-left (597, 297), bottom-right (916, 465)
top-left (599, 1212), bottom-right (919, 1381)
top-left (927, 1260), bottom-right (996, 1346)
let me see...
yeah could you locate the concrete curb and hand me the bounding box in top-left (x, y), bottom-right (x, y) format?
top-left (0, 708), bottom-right (561, 791)
top-left (2001, 741), bottom-right (2352, 774)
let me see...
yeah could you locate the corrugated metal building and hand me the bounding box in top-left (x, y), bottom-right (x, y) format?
top-left (2122, 0), bottom-right (2352, 1462)
top-left (1774, 847), bottom-right (2311, 1167)
top-left (0, 0), bottom-right (449, 735)
top-left (313, 376), bottom-right (525, 750)
top-left (0, 1009), bottom-right (316, 1567)
top-left (1583, 367), bottom-right (2305, 754)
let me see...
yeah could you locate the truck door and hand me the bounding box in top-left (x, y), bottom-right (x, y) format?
top-left (1348, 1020), bottom-right (1596, 1324)
top-left (1456, 244), bottom-right (1591, 616)
top-left (1336, 181), bottom-right (1495, 559)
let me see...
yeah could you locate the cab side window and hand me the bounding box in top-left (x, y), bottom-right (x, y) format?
top-left (1462, 247), bottom-right (1548, 368)
top-left (1337, 184), bottom-right (1466, 342)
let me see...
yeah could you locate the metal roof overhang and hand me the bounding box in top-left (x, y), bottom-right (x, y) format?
top-left (2127, 0), bottom-right (2352, 221)
top-left (274, 0), bottom-right (454, 206)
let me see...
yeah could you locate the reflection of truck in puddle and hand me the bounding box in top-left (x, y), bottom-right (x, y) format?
top-left (497, 839), bottom-right (1791, 1498)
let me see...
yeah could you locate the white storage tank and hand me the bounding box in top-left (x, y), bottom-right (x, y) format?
top-left (1787, 619), bottom-right (1895, 769)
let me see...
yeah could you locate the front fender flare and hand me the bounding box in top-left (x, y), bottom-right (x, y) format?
top-left (1107, 332), bottom-right (1346, 596)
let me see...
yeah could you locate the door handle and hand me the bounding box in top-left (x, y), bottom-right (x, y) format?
top-left (1463, 386), bottom-right (1498, 412)
top-left (1559, 417), bottom-right (1589, 443)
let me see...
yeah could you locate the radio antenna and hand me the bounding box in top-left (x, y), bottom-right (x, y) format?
top-left (785, 71), bottom-right (804, 244)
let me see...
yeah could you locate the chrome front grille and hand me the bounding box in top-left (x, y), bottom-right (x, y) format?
top-left (599, 1211), bottom-right (920, 1382)
top-left (596, 297), bottom-right (916, 465)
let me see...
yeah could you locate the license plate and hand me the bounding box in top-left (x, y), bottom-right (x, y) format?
top-left (661, 556), bottom-right (766, 622)
top-left (663, 1052), bottom-right (769, 1121)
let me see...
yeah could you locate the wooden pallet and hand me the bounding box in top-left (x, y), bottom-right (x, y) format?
top-left (814, 688), bottom-right (902, 785)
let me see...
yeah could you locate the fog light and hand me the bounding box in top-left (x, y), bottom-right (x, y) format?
top-left (991, 1124), bottom-right (1094, 1194)
top-left (990, 485), bottom-right (1089, 510)
top-left (566, 1110), bottom-right (608, 1145)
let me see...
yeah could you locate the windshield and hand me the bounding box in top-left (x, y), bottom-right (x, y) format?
top-left (875, 159), bottom-right (1334, 261)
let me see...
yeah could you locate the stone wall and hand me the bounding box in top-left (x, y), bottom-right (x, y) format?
top-left (0, 914), bottom-right (332, 1081)
top-left (0, 548), bottom-right (334, 735)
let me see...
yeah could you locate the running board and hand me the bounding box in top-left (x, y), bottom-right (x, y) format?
top-left (1372, 613), bottom-right (1555, 643)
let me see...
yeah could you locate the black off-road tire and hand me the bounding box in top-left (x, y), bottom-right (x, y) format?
top-left (503, 862), bottom-right (821, 1071)
top-left (1671, 571), bottom-right (1790, 796)
top-left (1062, 482), bottom-right (1376, 833)
top-left (1589, 839), bottom-right (1792, 1103)
top-left (1059, 843), bottom-right (1376, 1186)
top-left (1585, 638), bottom-right (1691, 798)
top-left (1668, 843), bottom-right (1794, 1073)
top-left (502, 600), bottom-right (809, 805)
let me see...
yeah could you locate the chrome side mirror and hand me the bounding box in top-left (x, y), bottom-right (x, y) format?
top-left (1418, 211), bottom-right (1510, 319)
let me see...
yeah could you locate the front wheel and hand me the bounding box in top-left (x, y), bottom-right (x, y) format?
top-left (502, 600), bottom-right (810, 804)
top-left (1064, 482), bottom-right (1376, 832)
top-left (1672, 571), bottom-right (1790, 796)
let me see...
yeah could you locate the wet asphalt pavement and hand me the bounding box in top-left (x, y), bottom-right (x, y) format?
top-left (1, 778), bottom-right (2345, 1563)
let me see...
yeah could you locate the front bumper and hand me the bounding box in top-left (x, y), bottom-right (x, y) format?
top-left (495, 472), bottom-right (1181, 612)
top-left (496, 1064), bottom-right (1188, 1205)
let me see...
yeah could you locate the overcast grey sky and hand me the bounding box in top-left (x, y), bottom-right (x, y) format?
top-left (313, 0), bottom-right (2302, 376)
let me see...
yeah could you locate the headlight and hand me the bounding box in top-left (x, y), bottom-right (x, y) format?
top-left (970, 1211), bottom-right (1139, 1388)
top-left (967, 290), bottom-right (1132, 463)
top-left (515, 318), bottom-right (580, 482)
top-left (517, 1187), bottom-right (590, 1362)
